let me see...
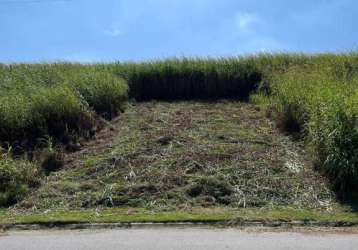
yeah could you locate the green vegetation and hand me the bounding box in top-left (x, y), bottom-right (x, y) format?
top-left (2, 206), bottom-right (358, 226)
top-left (252, 54), bottom-right (358, 198)
top-left (0, 65), bottom-right (128, 206)
top-left (2, 53), bottom-right (358, 224)
top-left (17, 102), bottom-right (333, 211)
top-left (0, 65), bottom-right (128, 146)
top-left (114, 55), bottom-right (311, 100)
top-left (67, 70), bottom-right (128, 119)
top-left (0, 151), bottom-right (40, 207)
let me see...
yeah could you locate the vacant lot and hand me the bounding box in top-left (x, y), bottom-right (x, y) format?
top-left (13, 101), bottom-right (333, 212)
top-left (2, 54), bottom-right (358, 225)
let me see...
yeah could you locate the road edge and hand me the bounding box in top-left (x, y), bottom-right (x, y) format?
top-left (2, 220), bottom-right (358, 232)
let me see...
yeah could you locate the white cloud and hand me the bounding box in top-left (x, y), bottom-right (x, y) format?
top-left (235, 12), bottom-right (260, 33)
top-left (104, 27), bottom-right (122, 37)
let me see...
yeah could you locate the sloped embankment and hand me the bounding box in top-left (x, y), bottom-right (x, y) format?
top-left (16, 101), bottom-right (334, 211)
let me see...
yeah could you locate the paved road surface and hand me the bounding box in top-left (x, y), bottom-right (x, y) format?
top-left (1, 227), bottom-right (358, 250)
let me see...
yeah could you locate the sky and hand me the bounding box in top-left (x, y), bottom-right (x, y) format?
top-left (0, 0), bottom-right (357, 62)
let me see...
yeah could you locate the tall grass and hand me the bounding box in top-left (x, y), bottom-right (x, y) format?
top-left (0, 65), bottom-right (128, 146)
top-left (253, 53), bottom-right (358, 198)
top-left (2, 53), bottom-right (358, 199)
top-left (67, 69), bottom-right (128, 119)
top-left (113, 55), bottom-right (311, 100)
top-left (0, 150), bottom-right (40, 207)
top-left (0, 85), bottom-right (92, 144)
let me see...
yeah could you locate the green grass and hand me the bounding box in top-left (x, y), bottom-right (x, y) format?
top-left (252, 55), bottom-right (358, 198)
top-left (16, 102), bottom-right (334, 211)
top-left (1, 54), bottom-right (357, 147)
top-left (0, 65), bottom-right (128, 145)
top-left (0, 65), bottom-right (128, 206)
top-left (66, 69), bottom-right (128, 119)
top-left (2, 207), bottom-right (358, 225)
top-left (2, 53), bottom-right (358, 219)
top-left (0, 152), bottom-right (40, 207)
top-left (113, 54), bottom-right (315, 100)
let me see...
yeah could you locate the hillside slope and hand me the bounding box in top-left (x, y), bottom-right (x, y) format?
top-left (15, 101), bottom-right (334, 211)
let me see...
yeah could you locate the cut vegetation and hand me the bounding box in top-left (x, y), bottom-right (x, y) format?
top-left (15, 102), bottom-right (333, 210)
top-left (1, 53), bottom-right (358, 226)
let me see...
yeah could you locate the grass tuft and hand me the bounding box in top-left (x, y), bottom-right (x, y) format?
top-left (0, 151), bottom-right (40, 207)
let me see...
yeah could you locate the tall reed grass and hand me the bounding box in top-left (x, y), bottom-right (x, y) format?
top-left (0, 65), bottom-right (128, 146)
top-left (2, 53), bottom-right (358, 199)
top-left (252, 53), bottom-right (358, 198)
top-left (113, 55), bottom-right (310, 100)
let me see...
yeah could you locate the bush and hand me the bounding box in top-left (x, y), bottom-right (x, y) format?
top-left (0, 153), bottom-right (40, 207)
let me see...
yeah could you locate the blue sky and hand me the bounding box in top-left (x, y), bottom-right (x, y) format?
top-left (0, 0), bottom-right (357, 62)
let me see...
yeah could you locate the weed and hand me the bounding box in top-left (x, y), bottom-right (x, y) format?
top-left (0, 151), bottom-right (40, 207)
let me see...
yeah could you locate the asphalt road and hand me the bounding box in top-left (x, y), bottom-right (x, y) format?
top-left (1, 227), bottom-right (358, 250)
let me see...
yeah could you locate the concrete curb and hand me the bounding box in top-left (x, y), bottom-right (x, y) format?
top-left (2, 220), bottom-right (358, 231)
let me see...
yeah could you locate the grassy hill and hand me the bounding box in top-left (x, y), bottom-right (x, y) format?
top-left (1, 53), bottom-right (358, 225)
